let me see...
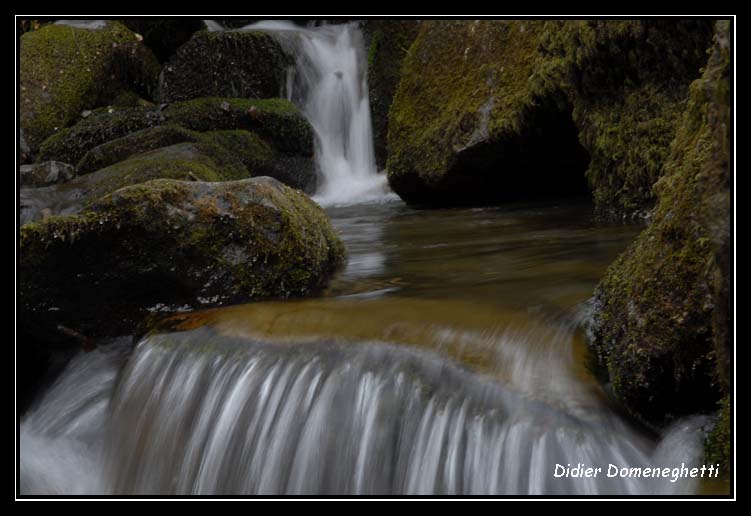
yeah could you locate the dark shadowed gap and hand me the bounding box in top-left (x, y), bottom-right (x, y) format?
top-left (397, 100), bottom-right (592, 207)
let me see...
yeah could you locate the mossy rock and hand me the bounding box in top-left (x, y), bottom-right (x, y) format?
top-left (37, 97), bottom-right (312, 166)
top-left (386, 20), bottom-right (714, 215)
top-left (21, 142), bottom-right (246, 225)
top-left (75, 125), bottom-right (317, 191)
top-left (19, 177), bottom-right (346, 395)
top-left (20, 20), bottom-right (161, 153)
top-left (159, 30), bottom-right (291, 102)
top-left (386, 21), bottom-right (589, 205)
top-left (589, 21), bottom-right (731, 426)
top-left (541, 20), bottom-right (715, 219)
top-left (362, 20), bottom-right (421, 169)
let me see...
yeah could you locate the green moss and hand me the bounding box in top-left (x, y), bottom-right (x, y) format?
top-left (37, 97), bottom-right (311, 166)
top-left (589, 21), bottom-right (731, 425)
top-left (20, 21), bottom-right (160, 152)
top-left (386, 20), bottom-right (714, 216)
top-left (75, 122), bottom-right (279, 178)
top-left (388, 21), bottom-right (559, 187)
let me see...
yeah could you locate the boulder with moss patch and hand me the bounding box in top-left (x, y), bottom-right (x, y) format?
top-left (387, 20), bottom-right (590, 206)
top-left (589, 21), bottom-right (730, 426)
top-left (20, 20), bottom-right (161, 153)
top-left (19, 176), bottom-right (345, 403)
top-left (159, 30), bottom-right (291, 102)
top-left (37, 97), bottom-right (312, 166)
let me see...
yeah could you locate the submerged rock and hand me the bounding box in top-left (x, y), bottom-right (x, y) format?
top-left (589, 22), bottom-right (730, 430)
top-left (37, 97), bottom-right (312, 166)
top-left (20, 161), bottom-right (75, 187)
top-left (19, 176), bottom-right (346, 342)
top-left (20, 21), bottom-right (161, 153)
top-left (158, 30), bottom-right (291, 102)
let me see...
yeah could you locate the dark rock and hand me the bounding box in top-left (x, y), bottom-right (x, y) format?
top-left (20, 161), bottom-right (75, 187)
top-left (158, 30), bottom-right (291, 103)
top-left (121, 19), bottom-right (204, 62)
top-left (362, 20), bottom-right (421, 169)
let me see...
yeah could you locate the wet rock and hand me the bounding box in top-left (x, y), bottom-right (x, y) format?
top-left (20, 161), bottom-right (75, 187)
top-left (589, 22), bottom-right (730, 428)
top-left (19, 177), bottom-right (346, 343)
top-left (158, 30), bottom-right (291, 103)
top-left (20, 21), bottom-right (161, 153)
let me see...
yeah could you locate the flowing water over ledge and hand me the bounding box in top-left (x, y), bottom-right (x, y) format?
top-left (20, 201), bottom-right (728, 495)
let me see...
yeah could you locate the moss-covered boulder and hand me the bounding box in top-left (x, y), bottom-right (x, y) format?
top-left (19, 176), bottom-right (345, 404)
top-left (386, 20), bottom-right (590, 205)
top-left (386, 20), bottom-right (713, 216)
top-left (158, 30), bottom-right (290, 102)
top-left (541, 20), bottom-right (714, 219)
top-left (20, 176), bottom-right (345, 338)
top-left (20, 20), bottom-right (161, 153)
top-left (363, 20), bottom-right (421, 169)
top-left (37, 97), bottom-right (312, 166)
top-left (589, 22), bottom-right (730, 427)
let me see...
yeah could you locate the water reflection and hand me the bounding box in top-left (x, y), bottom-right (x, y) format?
top-left (326, 200), bottom-right (641, 315)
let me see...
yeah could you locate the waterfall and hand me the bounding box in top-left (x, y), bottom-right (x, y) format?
top-left (20, 327), bottom-right (709, 495)
top-left (232, 21), bottom-right (395, 206)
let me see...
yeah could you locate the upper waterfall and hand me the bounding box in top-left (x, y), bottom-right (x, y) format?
top-left (237, 21), bottom-right (396, 206)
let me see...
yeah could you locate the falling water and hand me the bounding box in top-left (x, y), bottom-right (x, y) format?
top-left (237, 21), bottom-right (395, 206)
top-left (20, 326), bottom-right (709, 496)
